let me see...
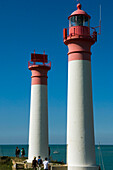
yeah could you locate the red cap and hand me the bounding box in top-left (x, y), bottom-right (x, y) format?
top-left (68, 3), bottom-right (91, 20)
top-left (77, 3), bottom-right (81, 10)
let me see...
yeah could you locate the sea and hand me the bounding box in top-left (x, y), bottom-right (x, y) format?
top-left (0, 145), bottom-right (113, 170)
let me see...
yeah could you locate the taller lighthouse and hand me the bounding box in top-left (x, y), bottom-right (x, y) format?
top-left (63, 3), bottom-right (99, 170)
top-left (28, 51), bottom-right (51, 162)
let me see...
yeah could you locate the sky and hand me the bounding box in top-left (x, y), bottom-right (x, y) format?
top-left (0, 0), bottom-right (113, 145)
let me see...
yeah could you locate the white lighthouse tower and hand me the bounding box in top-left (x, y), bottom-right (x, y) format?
top-left (63, 3), bottom-right (99, 170)
top-left (28, 51), bottom-right (51, 162)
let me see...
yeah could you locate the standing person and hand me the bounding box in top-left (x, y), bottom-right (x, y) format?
top-left (43, 157), bottom-right (49, 170)
top-left (37, 156), bottom-right (42, 170)
top-left (15, 147), bottom-right (18, 157)
top-left (32, 157), bottom-right (37, 170)
top-left (15, 147), bottom-right (20, 157)
top-left (48, 147), bottom-right (50, 161)
top-left (21, 148), bottom-right (25, 157)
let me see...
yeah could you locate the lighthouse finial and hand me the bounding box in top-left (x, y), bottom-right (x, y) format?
top-left (77, 2), bottom-right (81, 10)
top-left (76, 0), bottom-right (81, 9)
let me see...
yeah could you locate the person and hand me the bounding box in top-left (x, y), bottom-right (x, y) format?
top-left (15, 147), bottom-right (20, 157)
top-left (32, 156), bottom-right (37, 170)
top-left (48, 147), bottom-right (50, 160)
top-left (37, 156), bottom-right (42, 170)
top-left (21, 148), bottom-right (25, 157)
top-left (99, 166), bottom-right (101, 170)
top-left (43, 157), bottom-right (49, 170)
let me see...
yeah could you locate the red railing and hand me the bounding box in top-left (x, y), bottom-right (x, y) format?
top-left (63, 26), bottom-right (97, 40)
top-left (28, 60), bottom-right (51, 68)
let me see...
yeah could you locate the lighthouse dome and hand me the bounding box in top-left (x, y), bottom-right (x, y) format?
top-left (68, 3), bottom-right (91, 19)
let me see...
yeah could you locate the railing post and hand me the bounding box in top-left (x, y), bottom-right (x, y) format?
top-left (74, 28), bottom-right (75, 36)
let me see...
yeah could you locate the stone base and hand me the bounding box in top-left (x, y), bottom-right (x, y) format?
top-left (24, 162), bottom-right (32, 169)
top-left (50, 165), bottom-right (67, 170)
top-left (26, 159), bottom-right (32, 163)
top-left (50, 165), bottom-right (99, 170)
top-left (68, 165), bottom-right (99, 170)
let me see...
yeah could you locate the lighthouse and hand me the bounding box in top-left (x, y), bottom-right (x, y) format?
top-left (63, 3), bottom-right (99, 170)
top-left (28, 51), bottom-right (51, 162)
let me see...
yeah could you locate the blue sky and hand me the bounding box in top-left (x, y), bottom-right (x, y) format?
top-left (0, 0), bottom-right (113, 145)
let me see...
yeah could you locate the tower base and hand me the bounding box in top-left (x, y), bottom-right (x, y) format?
top-left (68, 165), bottom-right (99, 170)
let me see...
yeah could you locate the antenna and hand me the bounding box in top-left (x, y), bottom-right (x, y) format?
top-left (100, 4), bottom-right (101, 21)
top-left (91, 4), bottom-right (101, 35)
top-left (99, 4), bottom-right (101, 35)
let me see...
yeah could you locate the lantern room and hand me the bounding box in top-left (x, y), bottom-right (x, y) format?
top-left (69, 3), bottom-right (90, 27)
top-left (69, 15), bottom-right (90, 27)
top-left (68, 3), bottom-right (91, 37)
top-left (63, 3), bottom-right (97, 45)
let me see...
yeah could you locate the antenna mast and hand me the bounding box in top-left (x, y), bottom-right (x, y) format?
top-left (91, 4), bottom-right (101, 35)
top-left (99, 4), bottom-right (101, 35)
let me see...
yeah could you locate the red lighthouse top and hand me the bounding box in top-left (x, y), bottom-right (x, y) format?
top-left (28, 51), bottom-right (51, 71)
top-left (63, 3), bottom-right (97, 45)
top-left (68, 3), bottom-right (91, 20)
top-left (28, 51), bottom-right (51, 85)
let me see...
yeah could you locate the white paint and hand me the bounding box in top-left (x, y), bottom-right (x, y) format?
top-left (28, 84), bottom-right (48, 162)
top-left (67, 60), bottom-right (98, 170)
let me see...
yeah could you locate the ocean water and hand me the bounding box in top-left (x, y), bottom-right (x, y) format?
top-left (0, 145), bottom-right (113, 170)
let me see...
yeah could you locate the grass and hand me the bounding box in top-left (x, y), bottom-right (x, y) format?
top-left (10, 156), bottom-right (27, 162)
top-left (0, 156), bottom-right (65, 170)
top-left (0, 156), bottom-right (12, 170)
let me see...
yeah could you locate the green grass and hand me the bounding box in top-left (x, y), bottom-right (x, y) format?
top-left (10, 156), bottom-right (27, 162)
top-left (0, 156), bottom-right (64, 170)
top-left (0, 156), bottom-right (12, 170)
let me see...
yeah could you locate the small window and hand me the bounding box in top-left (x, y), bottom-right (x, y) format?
top-left (77, 15), bottom-right (83, 26)
top-left (83, 16), bottom-right (90, 27)
top-left (70, 16), bottom-right (76, 26)
top-left (69, 16), bottom-right (77, 27)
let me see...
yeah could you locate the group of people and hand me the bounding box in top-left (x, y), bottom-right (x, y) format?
top-left (15, 147), bottom-right (49, 170)
top-left (32, 156), bottom-right (49, 170)
top-left (15, 147), bottom-right (25, 158)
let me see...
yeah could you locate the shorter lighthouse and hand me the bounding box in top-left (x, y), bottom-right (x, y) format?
top-left (28, 51), bottom-right (51, 162)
